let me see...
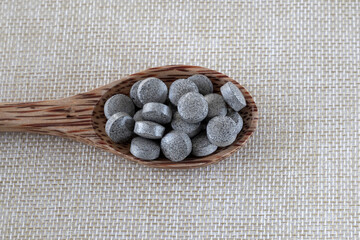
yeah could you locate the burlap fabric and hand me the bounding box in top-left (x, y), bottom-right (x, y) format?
top-left (1, 1), bottom-right (359, 239)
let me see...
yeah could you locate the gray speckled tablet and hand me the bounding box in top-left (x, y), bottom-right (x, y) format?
top-left (204, 93), bottom-right (227, 119)
top-left (191, 132), bottom-right (218, 157)
top-left (227, 109), bottom-right (243, 134)
top-left (130, 80), bottom-right (143, 108)
top-left (177, 92), bottom-right (208, 123)
top-left (161, 130), bottom-right (192, 162)
top-left (220, 82), bottom-right (246, 111)
top-left (142, 102), bottom-right (172, 124)
top-left (137, 77), bottom-right (168, 105)
top-left (171, 112), bottom-right (201, 138)
top-left (134, 121), bottom-right (165, 139)
top-left (168, 78), bottom-right (199, 106)
top-left (104, 94), bottom-right (135, 119)
top-left (206, 116), bottom-right (237, 147)
top-left (188, 74), bottom-right (213, 95)
top-left (133, 109), bottom-right (144, 122)
top-left (105, 112), bottom-right (134, 143)
top-left (130, 137), bottom-right (160, 160)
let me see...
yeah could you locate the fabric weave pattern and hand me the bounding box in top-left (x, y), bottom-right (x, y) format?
top-left (0, 1), bottom-right (359, 239)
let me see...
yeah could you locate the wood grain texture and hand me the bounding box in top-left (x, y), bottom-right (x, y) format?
top-left (0, 65), bottom-right (258, 169)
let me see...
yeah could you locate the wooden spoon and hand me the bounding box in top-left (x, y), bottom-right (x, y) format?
top-left (0, 65), bottom-right (258, 169)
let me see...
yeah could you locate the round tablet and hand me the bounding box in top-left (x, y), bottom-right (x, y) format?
top-left (137, 77), bottom-right (168, 105)
top-left (133, 109), bottom-right (144, 122)
top-left (134, 121), bottom-right (165, 139)
top-left (220, 82), bottom-right (246, 111)
top-left (178, 92), bottom-right (208, 123)
top-left (142, 102), bottom-right (172, 124)
top-left (130, 137), bottom-right (160, 160)
top-left (204, 93), bottom-right (227, 119)
top-left (171, 112), bottom-right (201, 138)
top-left (161, 130), bottom-right (192, 162)
top-left (188, 74), bottom-right (213, 95)
top-left (168, 78), bottom-right (199, 106)
top-left (206, 116), bottom-right (237, 147)
top-left (227, 109), bottom-right (243, 134)
top-left (191, 132), bottom-right (218, 157)
top-left (130, 80), bottom-right (143, 108)
top-left (105, 112), bottom-right (134, 143)
top-left (104, 94), bottom-right (135, 119)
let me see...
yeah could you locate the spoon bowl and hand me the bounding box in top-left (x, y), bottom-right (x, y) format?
top-left (0, 65), bottom-right (258, 169)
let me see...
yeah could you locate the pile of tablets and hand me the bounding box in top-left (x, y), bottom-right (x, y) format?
top-left (104, 75), bottom-right (246, 162)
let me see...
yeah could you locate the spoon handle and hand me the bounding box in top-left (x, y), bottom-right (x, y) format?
top-left (0, 95), bottom-right (97, 139)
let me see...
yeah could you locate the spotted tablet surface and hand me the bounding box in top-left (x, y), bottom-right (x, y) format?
top-left (188, 74), bottom-right (213, 95)
top-left (204, 93), bottom-right (227, 119)
top-left (137, 77), bottom-right (168, 105)
top-left (206, 116), bottom-right (237, 147)
top-left (178, 92), bottom-right (208, 123)
top-left (191, 131), bottom-right (218, 157)
top-left (171, 111), bottom-right (201, 138)
top-left (104, 94), bottom-right (135, 119)
top-left (220, 82), bottom-right (246, 111)
top-left (130, 80), bottom-right (143, 108)
top-left (161, 130), bottom-right (192, 162)
top-left (142, 102), bottom-right (172, 124)
top-left (134, 121), bottom-right (165, 139)
top-left (133, 109), bottom-right (144, 122)
top-left (105, 112), bottom-right (135, 143)
top-left (130, 137), bottom-right (160, 160)
top-left (168, 78), bottom-right (199, 106)
top-left (227, 109), bottom-right (243, 134)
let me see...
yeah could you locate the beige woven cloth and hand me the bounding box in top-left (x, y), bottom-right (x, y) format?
top-left (1, 1), bottom-right (359, 239)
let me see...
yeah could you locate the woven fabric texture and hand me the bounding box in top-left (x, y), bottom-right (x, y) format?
top-left (0, 1), bottom-right (359, 239)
